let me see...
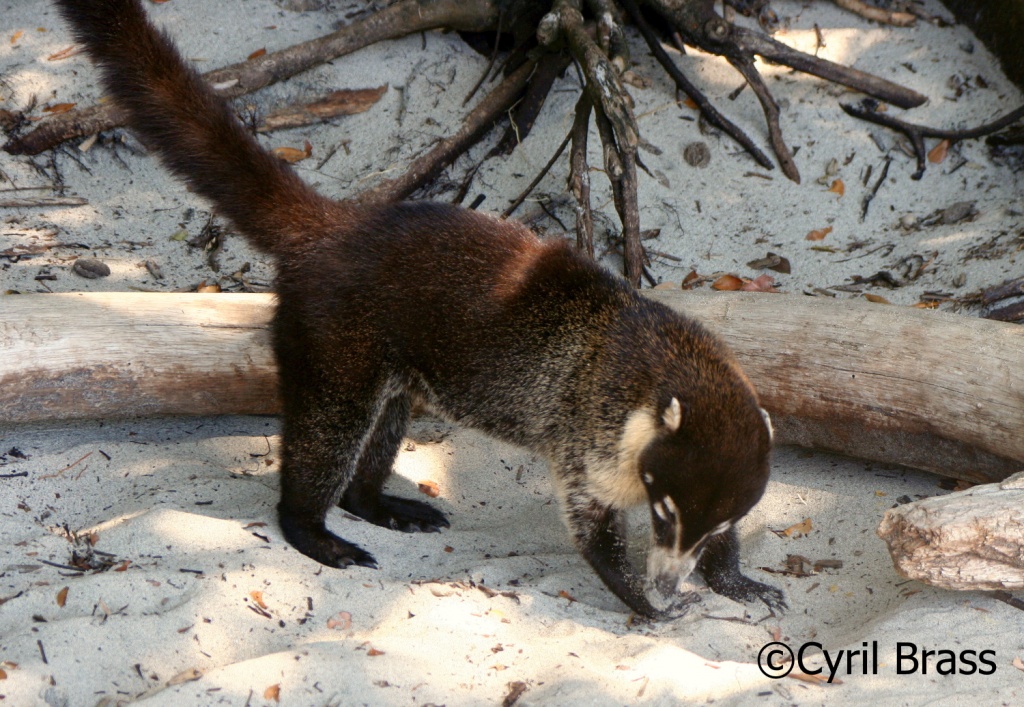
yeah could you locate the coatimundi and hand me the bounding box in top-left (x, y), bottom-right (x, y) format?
top-left (55, 0), bottom-right (784, 618)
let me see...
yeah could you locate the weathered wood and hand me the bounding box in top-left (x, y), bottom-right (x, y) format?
top-left (877, 472), bottom-right (1024, 590)
top-left (0, 292), bottom-right (279, 421)
top-left (1, 291), bottom-right (1021, 484)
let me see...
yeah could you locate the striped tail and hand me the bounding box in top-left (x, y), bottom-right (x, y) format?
top-left (55, 0), bottom-right (344, 254)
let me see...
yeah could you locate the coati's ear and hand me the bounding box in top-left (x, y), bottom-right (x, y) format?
top-left (759, 407), bottom-right (774, 443)
top-left (662, 397), bottom-right (683, 432)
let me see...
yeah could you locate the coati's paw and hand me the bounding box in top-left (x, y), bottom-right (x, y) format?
top-left (644, 589), bottom-right (702, 621)
top-left (341, 493), bottom-right (450, 533)
top-left (279, 514), bottom-right (378, 569)
top-left (707, 572), bottom-right (787, 613)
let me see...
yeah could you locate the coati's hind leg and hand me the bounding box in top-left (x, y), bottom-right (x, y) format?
top-left (339, 393), bottom-right (449, 533)
top-left (697, 526), bottom-right (787, 612)
top-left (275, 342), bottom-right (395, 570)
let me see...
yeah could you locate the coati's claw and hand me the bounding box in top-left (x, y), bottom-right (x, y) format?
top-left (707, 573), bottom-right (786, 613)
top-left (341, 493), bottom-right (449, 534)
top-left (279, 514), bottom-right (378, 569)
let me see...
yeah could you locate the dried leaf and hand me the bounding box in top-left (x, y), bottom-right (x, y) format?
top-left (443, 545), bottom-right (454, 553)
top-left (683, 96), bottom-right (698, 110)
top-left (196, 281), bottom-right (221, 293)
top-left (114, 560), bottom-right (131, 572)
top-left (790, 671), bottom-right (841, 685)
top-left (243, 522), bottom-right (268, 529)
top-left (782, 518), bottom-right (813, 537)
top-left (367, 647), bottom-right (385, 657)
top-left (913, 301), bottom-right (939, 309)
top-left (273, 141), bottom-right (312, 163)
top-left (927, 139), bottom-right (949, 164)
top-left (806, 226), bottom-right (833, 242)
top-left (1012, 657), bottom-right (1024, 672)
top-left (828, 179), bottom-right (845, 196)
top-left (11, 30), bottom-right (23, 44)
top-left (740, 274), bottom-right (778, 293)
top-left (558, 590), bottom-right (577, 603)
top-left (327, 611), bottom-right (352, 630)
top-left (0, 668), bottom-right (6, 680)
top-left (417, 480), bottom-right (440, 498)
top-left (167, 668), bottom-right (203, 685)
top-left (746, 253), bottom-right (791, 274)
top-left (502, 681), bottom-right (528, 707)
top-left (259, 86), bottom-right (388, 132)
top-left (250, 591), bottom-right (268, 610)
top-left (47, 45), bottom-right (80, 61)
top-left (681, 270), bottom-right (701, 289)
top-left (264, 684), bottom-right (281, 701)
top-left (864, 293), bottom-right (892, 304)
top-left (56, 587), bottom-right (68, 608)
top-left (712, 274), bottom-right (743, 291)
top-left (248, 48), bottom-right (267, 61)
top-left (43, 103), bottom-right (76, 115)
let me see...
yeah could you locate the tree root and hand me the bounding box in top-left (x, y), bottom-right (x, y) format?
top-left (2, 0), bottom-right (501, 156)
top-left (6, 0), bottom-right (984, 288)
top-left (842, 101), bottom-right (1024, 179)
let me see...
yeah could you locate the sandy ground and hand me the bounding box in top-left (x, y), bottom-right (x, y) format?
top-left (1, 0), bottom-right (1023, 704)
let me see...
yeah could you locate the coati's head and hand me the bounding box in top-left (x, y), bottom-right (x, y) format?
top-left (639, 387), bottom-right (773, 595)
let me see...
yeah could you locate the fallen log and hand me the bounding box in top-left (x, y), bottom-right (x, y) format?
top-left (1, 291), bottom-right (1021, 483)
top-left (877, 472), bottom-right (1024, 590)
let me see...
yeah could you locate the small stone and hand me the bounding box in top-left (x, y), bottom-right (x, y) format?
top-left (682, 142), bottom-right (711, 168)
top-left (72, 258), bottom-right (110, 279)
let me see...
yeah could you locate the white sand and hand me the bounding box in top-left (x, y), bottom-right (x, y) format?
top-left (2, 0), bottom-right (1023, 704)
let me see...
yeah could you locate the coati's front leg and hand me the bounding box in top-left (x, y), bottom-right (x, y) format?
top-left (339, 393), bottom-right (449, 533)
top-left (697, 526), bottom-right (787, 612)
top-left (565, 495), bottom-right (698, 618)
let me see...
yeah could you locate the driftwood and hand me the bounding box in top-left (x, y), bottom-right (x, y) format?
top-left (1, 291), bottom-right (1021, 483)
top-left (877, 472), bottom-right (1024, 590)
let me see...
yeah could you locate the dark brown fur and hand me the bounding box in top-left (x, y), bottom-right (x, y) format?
top-left (56, 0), bottom-right (783, 618)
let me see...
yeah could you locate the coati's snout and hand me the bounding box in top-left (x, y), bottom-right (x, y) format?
top-left (640, 397), bottom-right (774, 595)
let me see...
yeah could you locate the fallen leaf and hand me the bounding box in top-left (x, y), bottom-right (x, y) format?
top-left (250, 591), bottom-right (268, 610)
top-left (740, 274), bottom-right (778, 292)
top-left (1012, 657), bottom-right (1024, 672)
top-left (248, 48), bottom-right (267, 60)
top-left (43, 103), bottom-right (76, 115)
top-left (502, 681), bottom-right (528, 707)
top-left (47, 45), bottom-right (80, 61)
top-left (0, 668), bottom-right (5, 680)
top-left (828, 179), bottom-right (845, 196)
top-left (927, 139), bottom-right (949, 164)
top-left (443, 546), bottom-right (454, 553)
top-left (806, 226), bottom-right (833, 242)
top-left (273, 140), bottom-right (313, 163)
top-left (56, 587), bottom-right (68, 608)
top-left (264, 684), bottom-right (281, 702)
top-left (114, 560), bottom-right (131, 572)
top-left (558, 590), bottom-right (577, 604)
top-left (367, 647), bottom-right (385, 656)
top-left (243, 522), bottom-right (268, 529)
top-left (712, 274), bottom-right (743, 291)
top-left (417, 480), bottom-right (440, 498)
top-left (11, 30), bottom-right (23, 44)
top-left (746, 253), bottom-right (791, 274)
top-left (169, 228), bottom-right (189, 241)
top-left (864, 293), bottom-right (892, 304)
top-left (196, 281), bottom-right (221, 293)
top-left (167, 668), bottom-right (203, 685)
top-left (327, 611), bottom-right (352, 630)
top-left (681, 270), bottom-right (702, 289)
top-left (913, 301), bottom-right (939, 309)
top-left (683, 96), bottom-right (698, 110)
top-left (782, 518), bottom-right (813, 538)
top-left (790, 671), bottom-right (841, 685)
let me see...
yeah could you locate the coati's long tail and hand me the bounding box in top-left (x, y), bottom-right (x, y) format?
top-left (54, 0), bottom-right (341, 254)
